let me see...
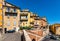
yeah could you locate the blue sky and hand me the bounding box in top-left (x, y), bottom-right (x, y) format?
top-left (6, 0), bottom-right (60, 24)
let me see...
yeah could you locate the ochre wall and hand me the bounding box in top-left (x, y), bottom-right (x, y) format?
top-left (0, 0), bottom-right (3, 27)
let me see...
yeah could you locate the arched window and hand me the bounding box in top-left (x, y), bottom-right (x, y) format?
top-left (32, 39), bottom-right (35, 41)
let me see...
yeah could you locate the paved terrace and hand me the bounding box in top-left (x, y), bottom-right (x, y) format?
top-left (0, 31), bottom-right (24, 41)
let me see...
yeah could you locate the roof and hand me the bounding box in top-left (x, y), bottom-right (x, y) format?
top-left (4, 1), bottom-right (20, 9)
top-left (51, 24), bottom-right (60, 27)
top-left (21, 9), bottom-right (30, 12)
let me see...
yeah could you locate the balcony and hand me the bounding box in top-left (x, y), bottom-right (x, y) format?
top-left (20, 12), bottom-right (28, 16)
top-left (20, 18), bottom-right (28, 21)
top-left (30, 15), bottom-right (34, 18)
top-left (5, 7), bottom-right (17, 13)
top-left (30, 14), bottom-right (34, 16)
top-left (34, 24), bottom-right (39, 26)
top-left (34, 24), bottom-right (40, 28)
top-left (30, 21), bottom-right (34, 24)
top-left (30, 14), bottom-right (39, 18)
top-left (5, 12), bottom-right (17, 16)
top-left (34, 17), bottom-right (40, 20)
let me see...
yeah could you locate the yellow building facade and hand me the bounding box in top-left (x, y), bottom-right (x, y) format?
top-left (20, 9), bottom-right (31, 27)
top-left (20, 9), bottom-right (48, 28)
top-left (0, 0), bottom-right (4, 28)
top-left (0, 0), bottom-right (48, 31)
top-left (30, 16), bottom-right (34, 27)
top-left (20, 10), bottom-right (39, 27)
top-left (0, 0), bottom-right (20, 31)
top-left (30, 13), bottom-right (37, 27)
top-left (50, 24), bottom-right (60, 35)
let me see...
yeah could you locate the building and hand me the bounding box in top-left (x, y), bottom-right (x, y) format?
top-left (20, 9), bottom-right (31, 27)
top-left (0, 0), bottom-right (20, 31)
top-left (20, 9), bottom-right (48, 29)
top-left (34, 17), bottom-right (48, 29)
top-left (23, 17), bottom-right (49, 41)
top-left (0, 0), bottom-right (3, 29)
top-left (30, 13), bottom-right (39, 27)
top-left (20, 9), bottom-right (38, 27)
top-left (0, 0), bottom-right (48, 32)
top-left (49, 24), bottom-right (60, 35)
top-left (34, 15), bottom-right (40, 28)
top-left (40, 17), bottom-right (48, 28)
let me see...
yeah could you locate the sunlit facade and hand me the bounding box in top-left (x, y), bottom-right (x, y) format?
top-left (50, 24), bottom-right (60, 35)
top-left (20, 10), bottom-right (40, 27)
top-left (0, 0), bottom-right (3, 28)
top-left (0, 0), bottom-right (20, 31)
top-left (20, 9), bottom-right (31, 27)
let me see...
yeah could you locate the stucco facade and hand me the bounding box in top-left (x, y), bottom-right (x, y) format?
top-left (20, 10), bottom-right (48, 29)
top-left (0, 0), bottom-right (4, 28)
top-left (20, 10), bottom-right (37, 27)
top-left (0, 0), bottom-right (20, 31)
top-left (0, 0), bottom-right (48, 31)
top-left (49, 24), bottom-right (60, 35)
top-left (20, 9), bottom-right (31, 27)
top-left (34, 17), bottom-right (48, 29)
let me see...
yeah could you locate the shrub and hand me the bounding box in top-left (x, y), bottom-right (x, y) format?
top-left (20, 26), bottom-right (32, 30)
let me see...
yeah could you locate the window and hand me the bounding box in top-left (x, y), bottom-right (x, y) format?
top-left (5, 12), bottom-right (10, 16)
top-left (21, 16), bottom-right (28, 19)
top-left (14, 13), bottom-right (17, 16)
top-left (35, 21), bottom-right (39, 25)
top-left (26, 16), bottom-right (28, 18)
top-left (7, 21), bottom-right (10, 26)
top-left (23, 23), bottom-right (25, 25)
top-left (6, 7), bottom-right (10, 12)
top-left (5, 12), bottom-right (17, 16)
top-left (36, 21), bottom-right (37, 24)
top-left (14, 9), bottom-right (16, 12)
top-left (13, 16), bottom-right (16, 19)
top-left (3, 2), bottom-right (5, 5)
top-left (7, 15), bottom-right (10, 19)
top-left (43, 27), bottom-right (45, 29)
top-left (14, 21), bottom-right (16, 26)
top-left (26, 22), bottom-right (27, 24)
top-left (56, 27), bottom-right (59, 29)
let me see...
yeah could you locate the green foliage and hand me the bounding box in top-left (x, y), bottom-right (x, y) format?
top-left (20, 26), bottom-right (33, 30)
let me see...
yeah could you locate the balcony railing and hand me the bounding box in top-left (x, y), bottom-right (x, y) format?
top-left (5, 7), bottom-right (17, 13)
top-left (34, 17), bottom-right (40, 20)
top-left (34, 24), bottom-right (39, 26)
top-left (20, 18), bottom-right (28, 21)
top-left (34, 24), bottom-right (40, 28)
top-left (6, 10), bottom-right (17, 13)
top-left (30, 21), bottom-right (34, 24)
top-left (5, 12), bottom-right (17, 16)
top-left (20, 13), bottom-right (28, 16)
top-left (30, 15), bottom-right (39, 18)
